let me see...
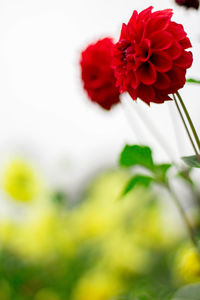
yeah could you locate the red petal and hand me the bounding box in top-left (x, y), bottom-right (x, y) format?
top-left (116, 71), bottom-right (129, 92)
top-left (152, 9), bottom-right (173, 19)
top-left (174, 51), bottom-right (193, 69)
top-left (128, 20), bottom-right (145, 43)
top-left (128, 70), bottom-right (139, 89)
top-left (136, 39), bottom-right (151, 62)
top-left (129, 10), bottom-right (138, 24)
top-left (167, 22), bottom-right (186, 41)
top-left (128, 86), bottom-right (137, 100)
top-left (120, 23), bottom-right (127, 39)
top-left (179, 37), bottom-right (192, 49)
top-left (150, 51), bottom-right (172, 72)
top-left (137, 84), bottom-right (156, 104)
top-left (90, 84), bottom-right (119, 104)
top-left (99, 97), bottom-right (119, 110)
top-left (127, 22), bottom-right (136, 41)
top-left (153, 89), bottom-right (172, 103)
top-left (146, 14), bottom-right (172, 35)
top-left (154, 72), bottom-right (171, 90)
top-left (138, 6), bottom-right (153, 21)
top-left (165, 40), bottom-right (182, 60)
top-left (137, 61), bottom-right (157, 85)
top-left (166, 67), bottom-right (186, 93)
top-left (150, 31), bottom-right (173, 50)
top-left (112, 55), bottom-right (123, 69)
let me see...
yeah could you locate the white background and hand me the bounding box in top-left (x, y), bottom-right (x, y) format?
top-left (0, 0), bottom-right (199, 193)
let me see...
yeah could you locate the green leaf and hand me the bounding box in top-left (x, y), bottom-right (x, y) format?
top-left (187, 78), bottom-right (200, 85)
top-left (120, 145), bottom-right (154, 170)
top-left (182, 155), bottom-right (200, 168)
top-left (122, 175), bottom-right (153, 196)
top-left (171, 283), bottom-right (200, 300)
top-left (154, 163), bottom-right (171, 183)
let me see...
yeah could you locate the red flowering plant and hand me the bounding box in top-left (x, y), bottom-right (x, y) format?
top-left (80, 37), bottom-right (120, 110)
top-left (175, 0), bottom-right (199, 9)
top-left (113, 6), bottom-right (200, 255)
top-left (80, 6), bottom-right (200, 299)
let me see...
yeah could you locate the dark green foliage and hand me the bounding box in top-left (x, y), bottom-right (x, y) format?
top-left (119, 145), bottom-right (172, 195)
top-left (120, 145), bottom-right (154, 171)
top-left (122, 175), bottom-right (153, 196)
top-left (182, 155), bottom-right (200, 168)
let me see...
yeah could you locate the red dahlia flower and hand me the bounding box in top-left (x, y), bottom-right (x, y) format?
top-left (175, 0), bottom-right (199, 9)
top-left (112, 6), bottom-right (193, 105)
top-left (80, 38), bottom-right (120, 110)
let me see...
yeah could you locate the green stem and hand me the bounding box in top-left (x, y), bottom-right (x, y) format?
top-left (122, 95), bottom-right (175, 160)
top-left (172, 94), bottom-right (200, 160)
top-left (133, 100), bottom-right (175, 161)
top-left (165, 182), bottom-right (199, 252)
top-left (121, 98), bottom-right (143, 144)
top-left (176, 91), bottom-right (200, 153)
top-left (187, 78), bottom-right (200, 84)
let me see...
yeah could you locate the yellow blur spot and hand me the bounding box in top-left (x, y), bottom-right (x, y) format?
top-left (101, 231), bottom-right (150, 274)
top-left (2, 158), bottom-right (41, 202)
top-left (176, 246), bottom-right (200, 283)
top-left (72, 272), bottom-right (121, 300)
top-left (0, 221), bottom-right (15, 246)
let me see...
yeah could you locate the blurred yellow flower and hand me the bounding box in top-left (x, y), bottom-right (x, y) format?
top-left (2, 158), bottom-right (42, 202)
top-left (71, 271), bottom-right (121, 300)
top-left (88, 169), bottom-right (129, 203)
top-left (101, 231), bottom-right (150, 274)
top-left (0, 220), bottom-right (15, 246)
top-left (70, 201), bottom-right (117, 242)
top-left (15, 208), bottom-right (58, 259)
top-left (176, 246), bottom-right (200, 283)
top-left (67, 170), bottom-right (129, 242)
top-left (133, 209), bottom-right (171, 249)
top-left (55, 215), bottom-right (77, 257)
top-left (13, 208), bottom-right (59, 259)
top-left (5, 205), bottom-right (76, 261)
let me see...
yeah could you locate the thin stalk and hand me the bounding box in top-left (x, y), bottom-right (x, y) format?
top-left (172, 94), bottom-right (200, 160)
top-left (121, 98), bottom-right (143, 144)
top-left (121, 96), bottom-right (174, 160)
top-left (133, 102), bottom-right (175, 161)
top-left (176, 91), bottom-right (200, 153)
top-left (168, 102), bottom-right (186, 157)
top-left (124, 95), bottom-right (175, 161)
top-left (165, 182), bottom-right (199, 252)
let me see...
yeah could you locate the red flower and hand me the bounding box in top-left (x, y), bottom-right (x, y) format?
top-left (112, 7), bottom-right (193, 105)
top-left (80, 38), bottom-right (120, 110)
top-left (175, 0), bottom-right (199, 9)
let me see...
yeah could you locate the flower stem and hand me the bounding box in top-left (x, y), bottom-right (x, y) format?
top-left (176, 91), bottom-right (200, 154)
top-left (172, 94), bottom-right (200, 160)
top-left (133, 101), bottom-right (176, 161)
top-left (121, 97), bottom-right (143, 143)
top-left (165, 182), bottom-right (199, 252)
top-left (123, 94), bottom-right (175, 161)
